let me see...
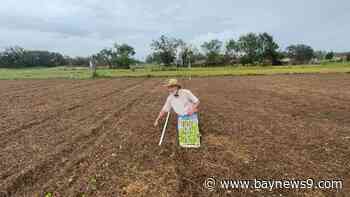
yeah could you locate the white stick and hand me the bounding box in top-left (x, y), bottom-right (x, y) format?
top-left (159, 111), bottom-right (170, 146)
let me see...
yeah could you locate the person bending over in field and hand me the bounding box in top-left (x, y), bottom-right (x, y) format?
top-left (154, 78), bottom-right (200, 127)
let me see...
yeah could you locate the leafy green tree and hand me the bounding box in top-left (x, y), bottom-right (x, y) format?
top-left (23, 51), bottom-right (66, 67)
top-left (314, 51), bottom-right (327, 60)
top-left (0, 47), bottom-right (67, 67)
top-left (201, 39), bottom-right (223, 66)
top-left (180, 46), bottom-right (193, 67)
top-left (96, 48), bottom-right (114, 68)
top-left (95, 43), bottom-right (135, 69)
top-left (151, 35), bottom-right (181, 66)
top-left (225, 39), bottom-right (239, 65)
top-left (113, 43), bottom-right (136, 68)
top-left (183, 47), bottom-right (206, 66)
top-left (146, 52), bottom-right (162, 64)
top-left (0, 47), bottom-right (26, 67)
top-left (177, 41), bottom-right (197, 67)
top-left (70, 57), bottom-right (90, 66)
top-left (0, 53), bottom-right (4, 66)
top-left (325, 51), bottom-right (334, 60)
top-left (258, 33), bottom-right (280, 65)
top-left (286, 44), bottom-right (314, 64)
top-left (236, 33), bottom-right (261, 65)
top-left (233, 33), bottom-right (280, 65)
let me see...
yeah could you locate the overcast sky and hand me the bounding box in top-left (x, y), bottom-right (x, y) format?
top-left (0, 0), bottom-right (349, 59)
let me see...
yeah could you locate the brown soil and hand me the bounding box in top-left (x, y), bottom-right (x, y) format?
top-left (0, 74), bottom-right (349, 197)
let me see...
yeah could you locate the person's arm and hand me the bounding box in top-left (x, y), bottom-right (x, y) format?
top-left (184, 89), bottom-right (200, 115)
top-left (191, 101), bottom-right (200, 111)
top-left (154, 97), bottom-right (171, 126)
top-left (154, 111), bottom-right (166, 126)
top-left (187, 101), bottom-right (199, 115)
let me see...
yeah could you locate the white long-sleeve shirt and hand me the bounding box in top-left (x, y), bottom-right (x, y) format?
top-left (162, 89), bottom-right (199, 116)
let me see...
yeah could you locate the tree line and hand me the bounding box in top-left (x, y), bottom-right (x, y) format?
top-left (146, 33), bottom-right (349, 67)
top-left (1, 32), bottom-right (349, 68)
top-left (0, 44), bottom-right (141, 68)
top-left (0, 47), bottom-right (68, 68)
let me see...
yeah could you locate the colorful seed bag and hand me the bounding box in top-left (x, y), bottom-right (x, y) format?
top-left (178, 113), bottom-right (200, 148)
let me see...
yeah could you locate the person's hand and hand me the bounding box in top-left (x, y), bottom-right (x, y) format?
top-left (154, 119), bottom-right (159, 127)
top-left (187, 108), bottom-right (194, 115)
top-left (187, 105), bottom-right (198, 115)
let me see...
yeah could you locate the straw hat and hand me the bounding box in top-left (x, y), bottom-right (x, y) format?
top-left (164, 78), bottom-right (182, 88)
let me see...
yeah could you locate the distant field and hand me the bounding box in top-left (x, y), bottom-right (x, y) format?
top-left (0, 62), bottom-right (349, 79)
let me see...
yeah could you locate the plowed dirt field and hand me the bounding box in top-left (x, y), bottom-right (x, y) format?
top-left (1, 74), bottom-right (349, 197)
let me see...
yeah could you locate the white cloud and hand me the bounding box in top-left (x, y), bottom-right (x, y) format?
top-left (0, 0), bottom-right (349, 60)
top-left (190, 30), bottom-right (240, 46)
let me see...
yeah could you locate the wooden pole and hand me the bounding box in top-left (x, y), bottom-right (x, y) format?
top-left (159, 112), bottom-right (170, 146)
